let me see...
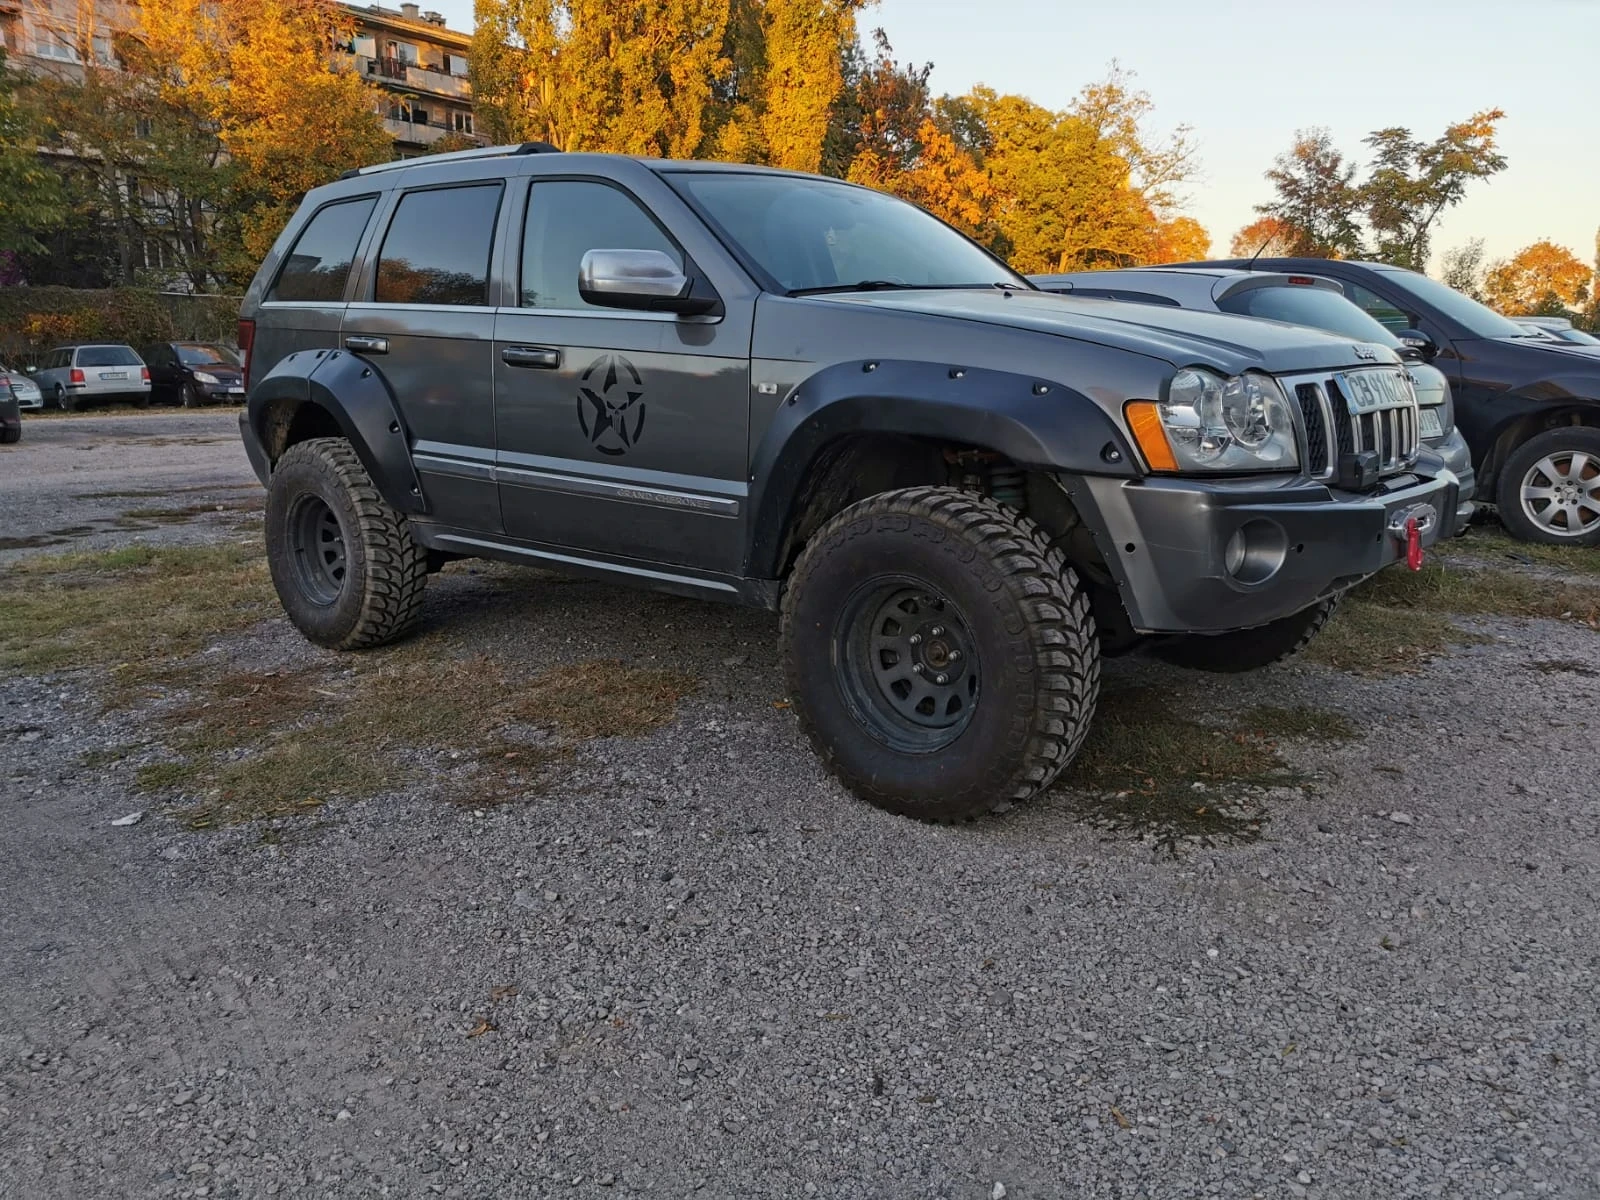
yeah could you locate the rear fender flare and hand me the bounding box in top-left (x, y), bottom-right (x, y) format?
top-left (745, 358), bottom-right (1139, 578)
top-left (247, 348), bottom-right (425, 515)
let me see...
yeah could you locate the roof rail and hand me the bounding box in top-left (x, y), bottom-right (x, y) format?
top-left (339, 141), bottom-right (561, 180)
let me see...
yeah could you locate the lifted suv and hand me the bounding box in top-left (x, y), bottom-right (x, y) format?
top-left (238, 144), bottom-right (1460, 822)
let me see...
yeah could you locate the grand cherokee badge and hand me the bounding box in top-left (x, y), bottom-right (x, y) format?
top-left (577, 353), bottom-right (646, 456)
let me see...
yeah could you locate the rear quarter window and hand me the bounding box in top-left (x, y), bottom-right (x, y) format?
top-left (269, 196), bottom-right (379, 303)
top-left (373, 183), bottom-right (503, 306)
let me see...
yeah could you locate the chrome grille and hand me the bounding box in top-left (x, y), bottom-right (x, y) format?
top-left (1283, 366), bottom-right (1420, 484)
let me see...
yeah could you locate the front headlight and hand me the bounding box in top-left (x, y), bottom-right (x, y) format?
top-left (192, 371), bottom-right (220, 384)
top-left (1129, 369), bottom-right (1299, 473)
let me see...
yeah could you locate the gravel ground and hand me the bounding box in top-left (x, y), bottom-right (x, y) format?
top-left (2, 413), bottom-right (1599, 1199)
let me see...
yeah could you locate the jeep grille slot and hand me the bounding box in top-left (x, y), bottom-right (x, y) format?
top-left (1280, 368), bottom-right (1420, 486)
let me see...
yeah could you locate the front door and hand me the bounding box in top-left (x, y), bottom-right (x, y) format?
top-left (492, 177), bottom-right (750, 575)
top-left (343, 178), bottom-right (508, 534)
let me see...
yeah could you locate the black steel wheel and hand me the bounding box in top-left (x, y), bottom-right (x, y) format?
top-left (782, 486), bottom-right (1099, 823)
top-left (286, 492), bottom-right (349, 606)
top-left (265, 437), bottom-right (428, 649)
top-left (836, 579), bottom-right (980, 753)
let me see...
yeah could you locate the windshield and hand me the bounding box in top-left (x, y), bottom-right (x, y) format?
top-left (667, 172), bottom-right (1027, 294)
top-left (1375, 269), bottom-right (1530, 339)
top-left (1217, 283), bottom-right (1398, 346)
top-left (1555, 327), bottom-right (1600, 345)
top-left (77, 346), bottom-right (141, 367)
top-left (177, 344), bottom-right (241, 366)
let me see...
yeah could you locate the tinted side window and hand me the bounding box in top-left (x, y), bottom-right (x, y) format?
top-left (520, 180), bottom-right (682, 310)
top-left (374, 184), bottom-right (503, 306)
top-left (1345, 282), bottom-right (1413, 334)
top-left (269, 197), bottom-right (377, 303)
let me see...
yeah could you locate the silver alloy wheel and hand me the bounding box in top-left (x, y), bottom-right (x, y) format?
top-left (1520, 449), bottom-right (1600, 538)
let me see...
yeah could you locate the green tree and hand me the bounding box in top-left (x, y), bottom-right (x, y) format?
top-left (1439, 238), bottom-right (1486, 301)
top-left (1362, 110), bottom-right (1506, 269)
top-left (0, 50), bottom-right (68, 258)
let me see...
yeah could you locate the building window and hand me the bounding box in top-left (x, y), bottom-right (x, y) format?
top-left (388, 102), bottom-right (429, 126)
top-left (452, 111), bottom-right (473, 135)
top-left (91, 33), bottom-right (112, 64)
top-left (34, 33), bottom-right (79, 61)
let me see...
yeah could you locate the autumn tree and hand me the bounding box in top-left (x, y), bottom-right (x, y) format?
top-left (1255, 112), bottom-right (1508, 265)
top-left (469, 0), bottom-right (730, 158)
top-left (1483, 240), bottom-right (1593, 316)
top-left (0, 50), bottom-right (67, 257)
top-left (1149, 215), bottom-right (1210, 263)
top-left (1256, 128), bottom-right (1364, 258)
top-left (1439, 238), bottom-right (1486, 301)
top-left (1228, 216), bottom-right (1298, 259)
top-left (1362, 110), bottom-right (1505, 269)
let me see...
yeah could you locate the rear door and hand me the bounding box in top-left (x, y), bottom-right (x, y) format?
top-left (490, 175), bottom-right (751, 574)
top-left (252, 194), bottom-right (382, 383)
top-left (342, 173), bottom-right (509, 534)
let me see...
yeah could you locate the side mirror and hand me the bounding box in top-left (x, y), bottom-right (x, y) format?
top-left (1395, 328), bottom-right (1438, 363)
top-left (579, 249), bottom-right (719, 316)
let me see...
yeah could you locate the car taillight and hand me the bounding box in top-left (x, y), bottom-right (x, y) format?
top-left (237, 319), bottom-right (255, 392)
top-left (140, 366), bottom-right (151, 384)
top-left (69, 368), bottom-right (85, 384)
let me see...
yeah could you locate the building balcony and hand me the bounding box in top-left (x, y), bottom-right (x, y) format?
top-left (382, 116), bottom-right (463, 145)
top-left (354, 54), bottom-right (470, 100)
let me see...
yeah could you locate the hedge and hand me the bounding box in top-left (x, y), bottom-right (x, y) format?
top-left (0, 287), bottom-right (242, 367)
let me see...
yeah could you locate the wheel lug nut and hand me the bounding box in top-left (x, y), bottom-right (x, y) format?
top-left (930, 625), bottom-right (945, 636)
top-left (935, 673), bottom-right (948, 685)
top-left (909, 633), bottom-right (922, 645)
top-left (912, 663), bottom-right (925, 675)
top-left (948, 649), bottom-right (962, 662)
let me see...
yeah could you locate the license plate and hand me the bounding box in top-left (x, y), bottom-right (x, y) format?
top-left (227, 386), bottom-right (245, 394)
top-left (1419, 408), bottom-right (1443, 439)
top-left (1336, 367), bottom-right (1411, 413)
top-left (101, 371), bottom-right (128, 380)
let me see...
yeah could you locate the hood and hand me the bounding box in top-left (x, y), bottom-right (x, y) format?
top-left (811, 289), bottom-right (1401, 375)
top-left (1492, 336), bottom-right (1600, 360)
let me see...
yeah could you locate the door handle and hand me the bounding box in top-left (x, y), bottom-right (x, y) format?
top-left (344, 335), bottom-right (389, 354)
top-left (502, 345), bottom-right (562, 369)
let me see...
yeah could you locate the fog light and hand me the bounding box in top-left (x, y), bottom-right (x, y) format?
top-left (1222, 519), bottom-right (1288, 585)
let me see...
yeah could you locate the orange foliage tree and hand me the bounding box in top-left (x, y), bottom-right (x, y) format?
top-left (1484, 240), bottom-right (1594, 316)
top-left (1228, 216), bottom-right (1299, 259)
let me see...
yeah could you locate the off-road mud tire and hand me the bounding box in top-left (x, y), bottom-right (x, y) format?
top-left (1151, 594), bottom-right (1340, 673)
top-left (781, 486), bottom-right (1100, 822)
top-left (265, 436), bottom-right (427, 650)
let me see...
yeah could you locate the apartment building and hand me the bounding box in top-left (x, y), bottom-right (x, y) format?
top-left (337, 3), bottom-right (478, 154)
top-left (0, 0), bottom-right (136, 76)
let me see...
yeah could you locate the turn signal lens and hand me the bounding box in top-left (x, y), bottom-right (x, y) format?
top-left (1125, 401), bottom-right (1178, 472)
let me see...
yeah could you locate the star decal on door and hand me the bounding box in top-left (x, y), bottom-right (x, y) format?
top-left (576, 353), bottom-right (646, 457)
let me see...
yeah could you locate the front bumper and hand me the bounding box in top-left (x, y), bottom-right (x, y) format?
top-left (1425, 426), bottom-right (1476, 527)
top-left (1076, 465), bottom-right (1460, 634)
top-left (14, 392), bottom-right (43, 411)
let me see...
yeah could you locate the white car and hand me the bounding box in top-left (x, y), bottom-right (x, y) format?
top-left (0, 361), bottom-right (43, 410)
top-left (31, 344), bottom-right (152, 411)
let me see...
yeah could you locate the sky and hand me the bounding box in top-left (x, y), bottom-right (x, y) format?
top-left (425, 0), bottom-right (1600, 271)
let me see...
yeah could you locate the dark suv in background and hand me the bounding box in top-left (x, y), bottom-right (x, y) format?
top-left (1031, 266), bottom-right (1475, 531)
top-left (1189, 258), bottom-right (1600, 545)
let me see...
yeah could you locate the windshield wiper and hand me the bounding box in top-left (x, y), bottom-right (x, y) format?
top-left (790, 280), bottom-right (1026, 297)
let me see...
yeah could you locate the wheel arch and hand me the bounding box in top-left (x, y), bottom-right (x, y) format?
top-left (744, 359), bottom-right (1140, 581)
top-left (246, 348), bottom-right (425, 515)
top-left (1480, 403), bottom-right (1600, 493)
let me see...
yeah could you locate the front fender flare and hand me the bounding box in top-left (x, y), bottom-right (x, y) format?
top-left (745, 359), bottom-right (1139, 578)
top-left (246, 348), bottom-right (426, 516)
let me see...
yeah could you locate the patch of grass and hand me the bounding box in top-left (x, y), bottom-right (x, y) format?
top-left (509, 659), bottom-right (697, 740)
top-left (1359, 558), bottom-right (1600, 624)
top-left (1060, 688), bottom-right (1353, 847)
top-left (78, 744), bottom-right (141, 768)
top-left (1526, 658), bottom-right (1600, 677)
top-left (0, 542), bottom-right (273, 675)
top-left (1303, 599), bottom-right (1485, 676)
top-left (138, 651), bottom-right (696, 828)
top-left (1237, 704), bottom-right (1361, 742)
top-left (1455, 526), bottom-right (1600, 577)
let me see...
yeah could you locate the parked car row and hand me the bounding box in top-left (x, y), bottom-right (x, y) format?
top-left (8, 342), bottom-right (244, 412)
